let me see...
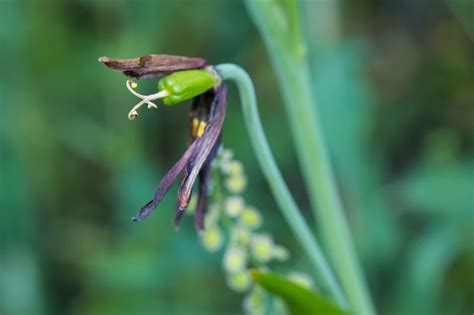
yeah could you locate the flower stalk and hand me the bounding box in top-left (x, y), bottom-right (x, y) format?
top-left (215, 64), bottom-right (346, 306)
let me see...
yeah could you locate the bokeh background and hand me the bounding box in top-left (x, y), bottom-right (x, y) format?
top-left (1, 1), bottom-right (473, 315)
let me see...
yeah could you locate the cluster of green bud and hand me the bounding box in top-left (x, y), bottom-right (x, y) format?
top-left (217, 150), bottom-right (248, 194)
top-left (185, 148), bottom-right (313, 314)
top-left (183, 148), bottom-right (313, 314)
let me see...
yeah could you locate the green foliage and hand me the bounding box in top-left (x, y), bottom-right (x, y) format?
top-left (251, 271), bottom-right (348, 315)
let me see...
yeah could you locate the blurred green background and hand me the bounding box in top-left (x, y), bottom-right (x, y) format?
top-left (0, 1), bottom-right (473, 315)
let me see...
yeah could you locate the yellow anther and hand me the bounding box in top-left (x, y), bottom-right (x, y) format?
top-left (192, 117), bottom-right (199, 136)
top-left (197, 121), bottom-right (206, 137)
top-left (131, 81), bottom-right (138, 89)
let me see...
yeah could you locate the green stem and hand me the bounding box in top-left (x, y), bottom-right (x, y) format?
top-left (215, 64), bottom-right (346, 307)
top-left (244, 2), bottom-right (375, 314)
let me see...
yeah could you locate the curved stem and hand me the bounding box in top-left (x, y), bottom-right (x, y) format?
top-left (215, 63), bottom-right (347, 307)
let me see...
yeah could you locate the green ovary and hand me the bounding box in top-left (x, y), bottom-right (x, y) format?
top-left (158, 69), bottom-right (218, 106)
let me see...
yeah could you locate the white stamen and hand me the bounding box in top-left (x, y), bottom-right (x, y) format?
top-left (125, 80), bottom-right (170, 120)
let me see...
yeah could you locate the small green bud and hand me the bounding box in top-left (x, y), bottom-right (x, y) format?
top-left (243, 288), bottom-right (266, 315)
top-left (226, 270), bottom-right (252, 293)
top-left (239, 206), bottom-right (262, 229)
top-left (225, 174), bottom-right (247, 193)
top-left (158, 69), bottom-right (219, 106)
top-left (250, 234), bottom-right (274, 263)
top-left (232, 225), bottom-right (252, 245)
top-left (201, 226), bottom-right (224, 252)
top-left (225, 196), bottom-right (245, 217)
top-left (223, 245), bottom-right (247, 273)
top-left (228, 160), bottom-right (244, 175)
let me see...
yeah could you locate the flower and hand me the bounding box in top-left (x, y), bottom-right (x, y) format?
top-left (223, 245), bottom-right (247, 273)
top-left (231, 225), bottom-right (252, 245)
top-left (249, 234), bottom-right (274, 263)
top-left (225, 196), bottom-right (245, 217)
top-left (100, 54), bottom-right (227, 230)
top-left (243, 288), bottom-right (266, 315)
top-left (225, 173), bottom-right (248, 193)
top-left (239, 206), bottom-right (262, 229)
top-left (226, 270), bottom-right (252, 293)
top-left (200, 225), bottom-right (224, 252)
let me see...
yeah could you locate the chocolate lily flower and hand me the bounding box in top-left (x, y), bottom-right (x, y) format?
top-left (100, 54), bottom-right (227, 229)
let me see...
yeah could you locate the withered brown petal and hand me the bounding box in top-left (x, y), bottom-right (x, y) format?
top-left (98, 54), bottom-right (207, 80)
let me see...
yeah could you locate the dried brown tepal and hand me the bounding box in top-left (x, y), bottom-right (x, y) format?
top-left (98, 54), bottom-right (207, 80)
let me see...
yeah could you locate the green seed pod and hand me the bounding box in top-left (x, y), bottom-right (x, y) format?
top-left (158, 69), bottom-right (219, 106)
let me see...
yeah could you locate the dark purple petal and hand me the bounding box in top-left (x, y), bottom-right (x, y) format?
top-left (173, 93), bottom-right (212, 229)
top-left (132, 140), bottom-right (198, 221)
top-left (99, 54), bottom-right (207, 80)
top-left (177, 85), bottom-right (228, 211)
top-left (174, 136), bottom-right (219, 230)
top-left (194, 160), bottom-right (211, 230)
